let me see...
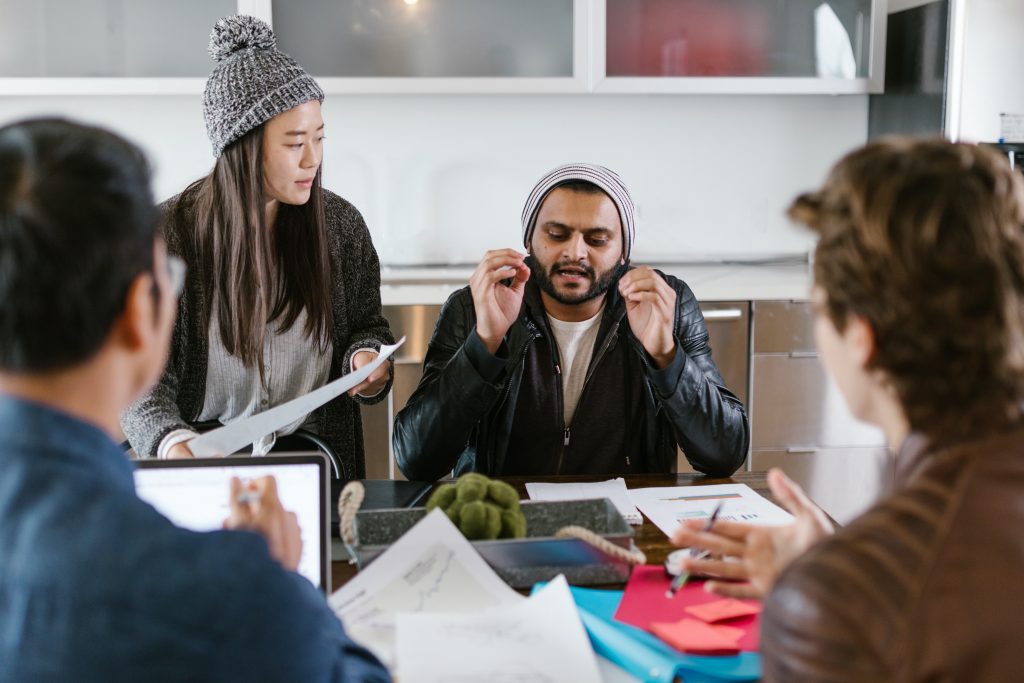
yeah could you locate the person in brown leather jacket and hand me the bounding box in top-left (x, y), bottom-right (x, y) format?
top-left (672, 138), bottom-right (1024, 682)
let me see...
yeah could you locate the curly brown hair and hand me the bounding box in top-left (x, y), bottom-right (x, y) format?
top-left (789, 138), bottom-right (1024, 442)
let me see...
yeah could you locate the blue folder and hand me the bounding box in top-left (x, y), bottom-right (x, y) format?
top-left (565, 585), bottom-right (761, 683)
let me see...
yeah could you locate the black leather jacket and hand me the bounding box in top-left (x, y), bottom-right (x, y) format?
top-left (393, 270), bottom-right (749, 480)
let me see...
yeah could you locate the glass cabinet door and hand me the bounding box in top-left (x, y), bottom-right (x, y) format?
top-left (599, 0), bottom-right (883, 93)
top-left (272, 0), bottom-right (576, 80)
top-left (0, 0), bottom-right (236, 77)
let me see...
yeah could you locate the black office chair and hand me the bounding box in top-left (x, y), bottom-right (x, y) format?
top-left (270, 428), bottom-right (343, 480)
top-left (122, 421), bottom-right (344, 480)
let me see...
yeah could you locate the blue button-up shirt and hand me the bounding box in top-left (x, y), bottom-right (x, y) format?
top-left (0, 395), bottom-right (389, 683)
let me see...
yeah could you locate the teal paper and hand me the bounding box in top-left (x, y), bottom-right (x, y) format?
top-left (564, 584), bottom-right (762, 683)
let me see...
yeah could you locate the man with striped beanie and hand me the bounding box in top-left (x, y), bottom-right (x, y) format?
top-left (394, 163), bottom-right (749, 479)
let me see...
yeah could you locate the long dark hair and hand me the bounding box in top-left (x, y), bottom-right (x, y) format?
top-left (190, 126), bottom-right (332, 381)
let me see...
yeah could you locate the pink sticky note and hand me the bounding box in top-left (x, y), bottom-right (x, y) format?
top-left (650, 618), bottom-right (744, 654)
top-left (685, 598), bottom-right (763, 623)
top-left (613, 566), bottom-right (762, 651)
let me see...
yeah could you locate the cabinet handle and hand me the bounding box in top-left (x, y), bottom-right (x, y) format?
top-left (701, 308), bottom-right (744, 321)
top-left (789, 351), bottom-right (818, 359)
top-left (786, 446), bottom-right (820, 454)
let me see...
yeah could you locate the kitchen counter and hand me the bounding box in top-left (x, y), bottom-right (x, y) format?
top-left (379, 263), bottom-right (814, 306)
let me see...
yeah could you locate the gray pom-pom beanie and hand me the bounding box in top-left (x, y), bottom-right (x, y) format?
top-left (202, 15), bottom-right (324, 157)
top-left (521, 163), bottom-right (637, 262)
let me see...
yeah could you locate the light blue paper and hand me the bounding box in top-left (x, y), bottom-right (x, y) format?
top-left (563, 584), bottom-right (762, 683)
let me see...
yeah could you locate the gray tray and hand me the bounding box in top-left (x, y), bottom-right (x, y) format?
top-left (350, 498), bottom-right (636, 588)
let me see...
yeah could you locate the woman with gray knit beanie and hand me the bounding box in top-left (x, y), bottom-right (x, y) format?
top-left (121, 15), bottom-right (394, 479)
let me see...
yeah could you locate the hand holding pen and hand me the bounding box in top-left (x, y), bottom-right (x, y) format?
top-left (223, 475), bottom-right (304, 572)
top-left (669, 469), bottom-right (835, 599)
top-left (666, 501), bottom-right (724, 598)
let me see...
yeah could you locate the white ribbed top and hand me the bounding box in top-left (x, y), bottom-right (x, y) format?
top-left (197, 305), bottom-right (332, 455)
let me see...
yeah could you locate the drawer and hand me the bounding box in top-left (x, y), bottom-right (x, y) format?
top-left (753, 300), bottom-right (816, 353)
top-left (699, 302), bottom-right (750, 406)
top-left (751, 447), bottom-right (894, 524)
top-left (751, 355), bottom-right (886, 449)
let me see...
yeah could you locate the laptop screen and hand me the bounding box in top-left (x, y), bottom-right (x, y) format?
top-left (133, 456), bottom-right (329, 592)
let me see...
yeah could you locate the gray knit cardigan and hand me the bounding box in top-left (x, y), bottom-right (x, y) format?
top-left (121, 187), bottom-right (394, 479)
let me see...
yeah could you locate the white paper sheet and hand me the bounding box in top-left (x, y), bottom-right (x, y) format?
top-left (188, 338), bottom-right (405, 457)
top-left (627, 483), bottom-right (794, 538)
top-left (396, 575), bottom-right (602, 683)
top-left (526, 478), bottom-right (643, 525)
top-left (328, 508), bottom-right (522, 670)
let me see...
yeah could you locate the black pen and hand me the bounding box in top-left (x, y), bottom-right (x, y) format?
top-left (666, 500), bottom-right (724, 598)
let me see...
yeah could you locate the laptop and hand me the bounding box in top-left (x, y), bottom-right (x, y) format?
top-left (133, 455), bottom-right (330, 593)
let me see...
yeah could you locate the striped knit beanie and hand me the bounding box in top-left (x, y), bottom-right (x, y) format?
top-left (521, 163), bottom-right (637, 262)
top-left (202, 15), bottom-right (324, 158)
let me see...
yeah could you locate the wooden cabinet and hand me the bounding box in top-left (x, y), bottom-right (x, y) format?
top-left (750, 300), bottom-right (892, 523)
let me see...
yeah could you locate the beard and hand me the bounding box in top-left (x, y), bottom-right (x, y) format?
top-left (527, 255), bottom-right (622, 306)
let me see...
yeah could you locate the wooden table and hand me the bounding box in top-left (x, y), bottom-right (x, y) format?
top-left (332, 471), bottom-right (776, 589)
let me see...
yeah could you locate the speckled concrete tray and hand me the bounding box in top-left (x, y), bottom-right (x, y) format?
top-left (351, 498), bottom-right (636, 588)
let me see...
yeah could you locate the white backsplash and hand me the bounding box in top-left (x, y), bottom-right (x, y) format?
top-left (0, 93), bottom-right (867, 265)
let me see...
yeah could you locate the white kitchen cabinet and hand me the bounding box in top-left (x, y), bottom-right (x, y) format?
top-left (272, 0), bottom-right (588, 94)
top-left (595, 0), bottom-right (888, 94)
top-left (0, 0), bottom-right (236, 94)
top-left (1, 0), bottom-right (888, 95)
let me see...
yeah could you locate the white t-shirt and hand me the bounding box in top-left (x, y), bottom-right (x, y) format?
top-left (546, 306), bottom-right (604, 426)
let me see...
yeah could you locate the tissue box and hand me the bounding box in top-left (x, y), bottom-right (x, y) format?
top-left (350, 498), bottom-right (637, 588)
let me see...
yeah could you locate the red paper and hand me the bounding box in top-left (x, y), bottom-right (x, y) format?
top-left (650, 618), bottom-right (743, 654)
top-left (613, 565), bottom-right (761, 651)
top-left (685, 598), bottom-right (762, 623)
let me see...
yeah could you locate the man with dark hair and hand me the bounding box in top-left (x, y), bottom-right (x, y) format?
top-left (394, 163), bottom-right (749, 480)
top-left (0, 118), bottom-right (388, 682)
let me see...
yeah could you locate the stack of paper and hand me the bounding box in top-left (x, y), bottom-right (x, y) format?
top-left (328, 509), bottom-right (522, 669)
top-left (526, 477), bottom-right (643, 525)
top-left (329, 509), bottom-right (604, 682)
top-left (627, 483), bottom-right (793, 537)
top-left (396, 575), bottom-right (603, 683)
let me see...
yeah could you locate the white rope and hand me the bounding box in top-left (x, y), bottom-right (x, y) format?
top-left (338, 480), bottom-right (365, 546)
top-left (554, 525), bottom-right (647, 565)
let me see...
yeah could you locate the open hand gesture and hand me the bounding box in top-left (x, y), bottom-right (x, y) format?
top-left (670, 468), bottom-right (834, 599)
top-left (470, 249), bottom-right (530, 354)
top-left (618, 266), bottom-right (677, 368)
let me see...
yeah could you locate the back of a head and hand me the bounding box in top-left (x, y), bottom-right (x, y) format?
top-left (0, 118), bottom-right (157, 373)
top-left (790, 138), bottom-right (1024, 440)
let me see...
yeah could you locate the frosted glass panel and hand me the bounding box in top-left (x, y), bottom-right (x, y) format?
top-left (0, 0), bottom-right (236, 76)
top-left (274, 0), bottom-right (573, 78)
top-left (607, 0), bottom-right (871, 79)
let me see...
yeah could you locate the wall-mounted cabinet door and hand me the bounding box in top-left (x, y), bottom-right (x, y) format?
top-left (0, 0), bottom-right (236, 93)
top-left (595, 0), bottom-right (888, 93)
top-left (271, 0), bottom-right (589, 93)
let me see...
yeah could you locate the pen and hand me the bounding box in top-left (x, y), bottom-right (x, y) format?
top-left (236, 486), bottom-right (262, 506)
top-left (666, 501), bottom-right (724, 598)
